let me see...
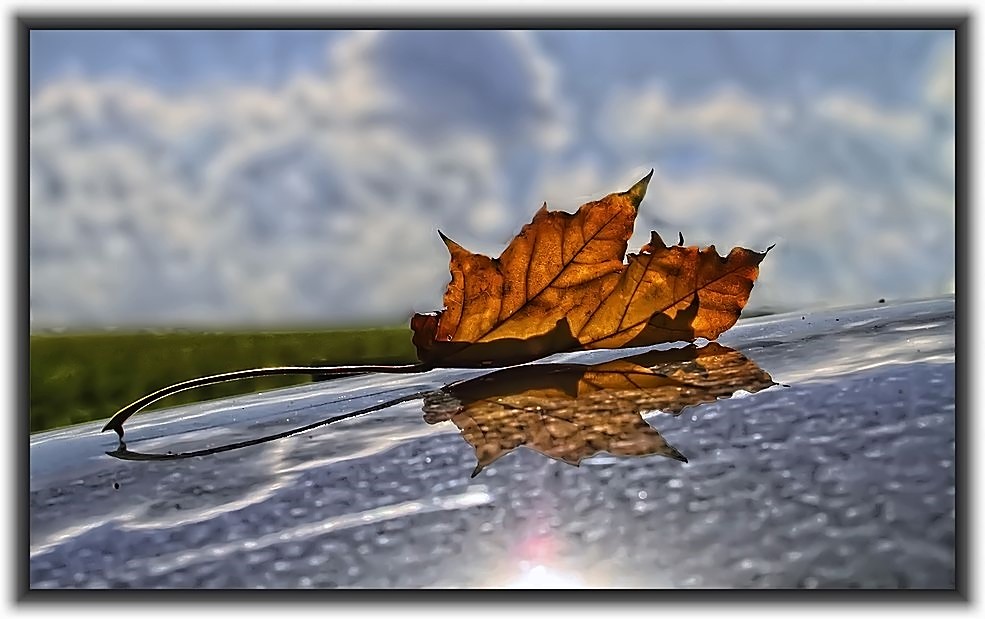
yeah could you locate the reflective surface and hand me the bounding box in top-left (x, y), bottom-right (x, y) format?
top-left (30, 297), bottom-right (956, 588)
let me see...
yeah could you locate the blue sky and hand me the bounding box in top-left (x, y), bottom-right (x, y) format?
top-left (29, 30), bottom-right (955, 328)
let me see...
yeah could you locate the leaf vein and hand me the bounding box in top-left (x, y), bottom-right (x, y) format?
top-left (583, 260), bottom-right (756, 346)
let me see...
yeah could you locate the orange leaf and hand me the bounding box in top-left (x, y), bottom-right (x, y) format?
top-left (412, 170), bottom-right (770, 367)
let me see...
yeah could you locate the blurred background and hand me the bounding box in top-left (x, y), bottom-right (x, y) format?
top-left (29, 29), bottom-right (955, 431)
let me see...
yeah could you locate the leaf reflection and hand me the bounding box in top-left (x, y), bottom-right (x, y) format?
top-left (422, 343), bottom-right (776, 476)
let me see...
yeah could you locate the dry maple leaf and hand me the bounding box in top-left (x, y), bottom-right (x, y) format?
top-left (423, 342), bottom-right (776, 476)
top-left (412, 170), bottom-right (772, 367)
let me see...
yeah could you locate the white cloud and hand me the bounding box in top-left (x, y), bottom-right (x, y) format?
top-left (326, 30), bottom-right (569, 151)
top-left (815, 93), bottom-right (927, 142)
top-left (544, 39), bottom-right (955, 314)
top-left (30, 31), bottom-right (566, 328)
top-left (925, 41), bottom-right (955, 111)
top-left (600, 84), bottom-right (771, 148)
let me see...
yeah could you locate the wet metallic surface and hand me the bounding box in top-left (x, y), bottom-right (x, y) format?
top-left (30, 297), bottom-right (955, 588)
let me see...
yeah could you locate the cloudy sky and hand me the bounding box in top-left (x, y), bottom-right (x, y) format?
top-left (29, 29), bottom-right (955, 329)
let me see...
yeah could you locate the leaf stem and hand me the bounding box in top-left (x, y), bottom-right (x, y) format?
top-left (105, 389), bottom-right (431, 461)
top-left (100, 363), bottom-right (432, 439)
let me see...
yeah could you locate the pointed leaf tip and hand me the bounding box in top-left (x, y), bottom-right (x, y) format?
top-left (624, 169), bottom-right (654, 208)
top-left (437, 230), bottom-right (463, 253)
top-left (667, 444), bottom-right (688, 463)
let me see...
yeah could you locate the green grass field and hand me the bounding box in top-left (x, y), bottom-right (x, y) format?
top-left (30, 328), bottom-right (417, 433)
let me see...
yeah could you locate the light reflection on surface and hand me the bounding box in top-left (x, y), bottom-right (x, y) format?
top-left (501, 564), bottom-right (586, 588)
top-left (484, 527), bottom-right (591, 588)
